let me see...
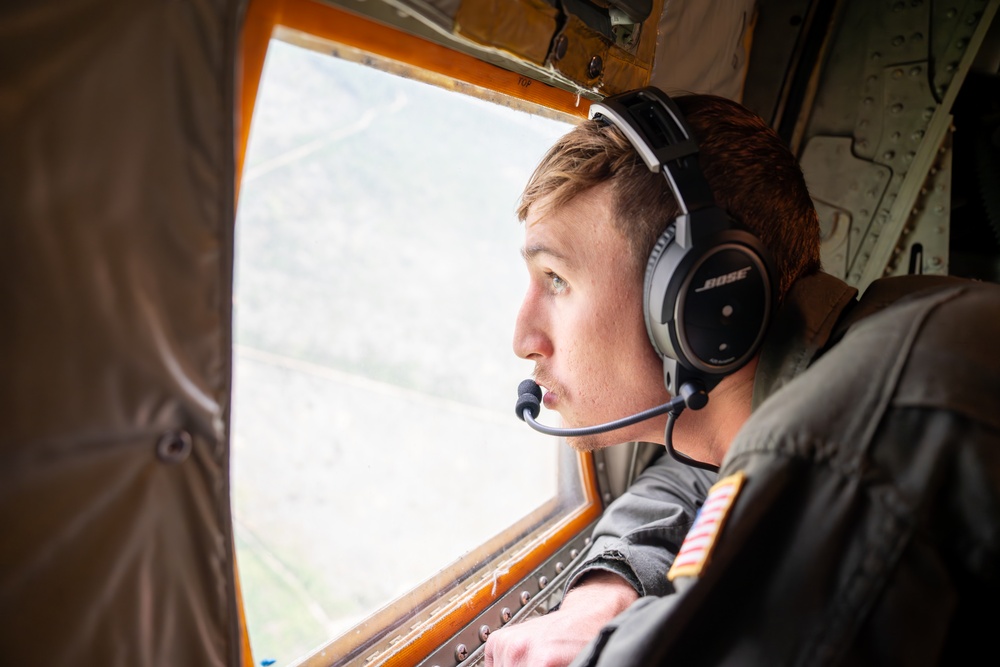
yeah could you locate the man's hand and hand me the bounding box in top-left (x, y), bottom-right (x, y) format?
top-left (483, 571), bottom-right (640, 667)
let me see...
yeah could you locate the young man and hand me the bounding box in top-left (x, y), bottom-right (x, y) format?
top-left (486, 89), bottom-right (1000, 665)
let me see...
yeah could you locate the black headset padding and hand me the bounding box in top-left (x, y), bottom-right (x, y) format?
top-left (642, 222), bottom-right (676, 344)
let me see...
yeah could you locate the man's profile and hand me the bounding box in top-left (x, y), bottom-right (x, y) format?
top-left (486, 87), bottom-right (1000, 667)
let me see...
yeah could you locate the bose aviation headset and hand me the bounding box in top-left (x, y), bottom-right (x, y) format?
top-left (589, 87), bottom-right (778, 397)
top-left (516, 88), bottom-right (778, 471)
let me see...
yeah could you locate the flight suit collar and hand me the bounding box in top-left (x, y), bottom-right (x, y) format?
top-left (751, 271), bottom-right (858, 410)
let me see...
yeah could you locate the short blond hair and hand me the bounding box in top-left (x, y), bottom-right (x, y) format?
top-left (518, 94), bottom-right (821, 298)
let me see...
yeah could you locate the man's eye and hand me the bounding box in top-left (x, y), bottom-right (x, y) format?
top-left (547, 272), bottom-right (567, 293)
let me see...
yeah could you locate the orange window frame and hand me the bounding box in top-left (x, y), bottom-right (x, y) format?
top-left (234, 1), bottom-right (602, 664)
top-left (237, 0), bottom-right (592, 189)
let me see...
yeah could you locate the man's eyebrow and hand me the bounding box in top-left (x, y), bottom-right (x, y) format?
top-left (521, 244), bottom-right (573, 266)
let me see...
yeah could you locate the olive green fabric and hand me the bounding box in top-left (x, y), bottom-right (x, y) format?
top-left (0, 1), bottom-right (242, 664)
top-left (570, 274), bottom-right (1000, 665)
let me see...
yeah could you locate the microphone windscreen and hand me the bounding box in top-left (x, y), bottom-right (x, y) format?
top-left (515, 392), bottom-right (541, 421)
top-left (518, 379), bottom-right (542, 400)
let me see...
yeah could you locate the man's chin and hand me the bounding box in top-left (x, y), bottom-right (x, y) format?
top-left (565, 432), bottom-right (620, 452)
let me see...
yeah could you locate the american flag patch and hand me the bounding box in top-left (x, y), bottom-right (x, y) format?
top-left (667, 471), bottom-right (746, 581)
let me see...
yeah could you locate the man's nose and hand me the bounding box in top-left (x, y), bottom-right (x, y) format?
top-left (512, 291), bottom-right (552, 361)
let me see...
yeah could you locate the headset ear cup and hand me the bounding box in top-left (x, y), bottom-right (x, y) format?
top-left (644, 218), bottom-right (776, 383)
top-left (643, 223), bottom-right (676, 359)
top-left (675, 233), bottom-right (775, 374)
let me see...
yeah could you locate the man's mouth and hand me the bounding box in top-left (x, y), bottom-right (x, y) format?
top-left (536, 381), bottom-right (557, 409)
top-left (533, 370), bottom-right (561, 409)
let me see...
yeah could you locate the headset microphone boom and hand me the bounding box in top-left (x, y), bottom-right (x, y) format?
top-left (514, 378), bottom-right (718, 472)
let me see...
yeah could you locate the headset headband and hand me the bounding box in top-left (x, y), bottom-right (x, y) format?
top-left (590, 88), bottom-right (715, 215)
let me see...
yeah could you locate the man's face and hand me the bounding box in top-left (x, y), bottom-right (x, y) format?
top-left (513, 183), bottom-right (670, 450)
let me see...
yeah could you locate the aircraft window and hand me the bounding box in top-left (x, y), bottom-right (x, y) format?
top-left (232, 36), bottom-right (580, 665)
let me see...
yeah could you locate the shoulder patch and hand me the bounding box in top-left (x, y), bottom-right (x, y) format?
top-left (667, 471), bottom-right (746, 581)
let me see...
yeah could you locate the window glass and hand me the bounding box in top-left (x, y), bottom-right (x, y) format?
top-left (232, 37), bottom-right (575, 665)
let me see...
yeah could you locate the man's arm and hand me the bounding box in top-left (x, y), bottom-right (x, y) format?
top-left (567, 450), bottom-right (716, 597)
top-left (484, 451), bottom-right (715, 667)
top-left (483, 571), bottom-right (637, 667)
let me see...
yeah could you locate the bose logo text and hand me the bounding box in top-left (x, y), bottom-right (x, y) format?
top-left (694, 266), bottom-right (752, 293)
